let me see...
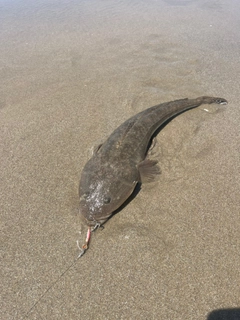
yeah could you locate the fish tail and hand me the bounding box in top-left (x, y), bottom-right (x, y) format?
top-left (196, 96), bottom-right (228, 105)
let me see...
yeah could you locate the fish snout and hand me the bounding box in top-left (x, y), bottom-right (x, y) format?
top-left (79, 205), bottom-right (110, 227)
top-left (86, 217), bottom-right (108, 227)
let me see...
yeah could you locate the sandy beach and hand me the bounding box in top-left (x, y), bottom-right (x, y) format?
top-left (1, 0), bottom-right (240, 319)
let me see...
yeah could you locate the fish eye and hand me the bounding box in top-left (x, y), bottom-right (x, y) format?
top-left (103, 196), bottom-right (111, 204)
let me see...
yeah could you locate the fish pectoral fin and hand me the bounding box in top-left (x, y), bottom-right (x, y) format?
top-left (137, 159), bottom-right (161, 183)
top-left (94, 143), bottom-right (103, 153)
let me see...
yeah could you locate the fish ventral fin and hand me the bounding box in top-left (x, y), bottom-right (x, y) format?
top-left (138, 159), bottom-right (161, 183)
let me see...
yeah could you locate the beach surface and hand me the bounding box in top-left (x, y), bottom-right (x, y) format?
top-left (1, 0), bottom-right (240, 319)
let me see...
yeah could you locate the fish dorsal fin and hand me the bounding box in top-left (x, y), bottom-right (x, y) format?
top-left (137, 159), bottom-right (161, 183)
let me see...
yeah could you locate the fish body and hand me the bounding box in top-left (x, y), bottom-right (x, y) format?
top-left (79, 96), bottom-right (227, 227)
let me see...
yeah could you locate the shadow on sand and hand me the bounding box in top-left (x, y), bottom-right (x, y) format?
top-left (207, 308), bottom-right (240, 320)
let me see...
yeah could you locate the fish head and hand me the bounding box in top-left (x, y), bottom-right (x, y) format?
top-left (79, 159), bottom-right (138, 227)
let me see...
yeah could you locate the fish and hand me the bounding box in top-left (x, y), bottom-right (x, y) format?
top-left (79, 96), bottom-right (227, 231)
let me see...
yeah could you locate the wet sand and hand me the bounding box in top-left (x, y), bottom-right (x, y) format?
top-left (1, 0), bottom-right (240, 319)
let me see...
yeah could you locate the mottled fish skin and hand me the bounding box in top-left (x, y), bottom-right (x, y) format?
top-left (79, 96), bottom-right (227, 226)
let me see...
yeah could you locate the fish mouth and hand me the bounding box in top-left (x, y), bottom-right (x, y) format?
top-left (79, 201), bottom-right (113, 227)
top-left (84, 213), bottom-right (112, 227)
top-left (85, 218), bottom-right (107, 227)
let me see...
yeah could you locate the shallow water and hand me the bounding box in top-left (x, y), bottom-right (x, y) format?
top-left (1, 1), bottom-right (240, 319)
